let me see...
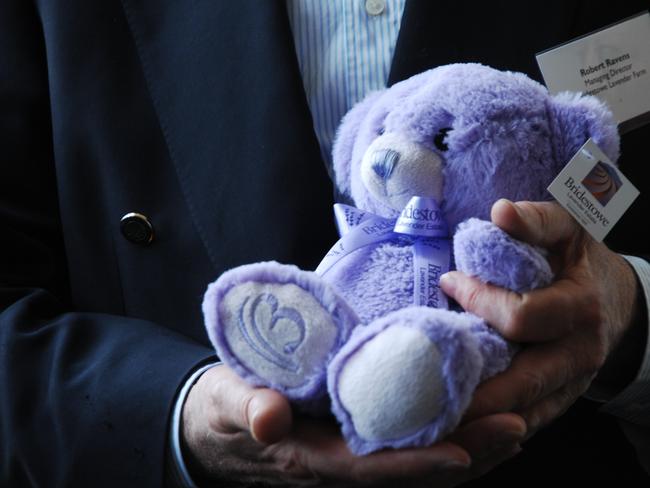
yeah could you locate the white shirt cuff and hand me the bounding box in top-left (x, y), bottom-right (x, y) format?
top-left (599, 255), bottom-right (650, 425)
top-left (170, 362), bottom-right (222, 487)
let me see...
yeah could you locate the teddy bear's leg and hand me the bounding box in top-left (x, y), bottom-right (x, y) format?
top-left (202, 261), bottom-right (359, 412)
top-left (327, 307), bottom-right (511, 455)
top-left (454, 218), bottom-right (553, 293)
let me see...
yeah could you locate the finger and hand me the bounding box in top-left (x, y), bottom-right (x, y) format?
top-left (349, 442), bottom-right (471, 481)
top-left (491, 199), bottom-right (580, 249)
top-left (206, 366), bottom-right (292, 444)
top-left (464, 341), bottom-right (581, 419)
top-left (434, 416), bottom-right (526, 488)
top-left (441, 271), bottom-right (582, 342)
top-left (414, 443), bottom-right (523, 488)
top-left (287, 418), bottom-right (472, 483)
top-left (519, 378), bottom-right (591, 438)
top-left (465, 443), bottom-right (522, 479)
top-left (348, 442), bottom-right (471, 481)
top-left (446, 413), bottom-right (527, 465)
top-left (449, 412), bottom-right (527, 458)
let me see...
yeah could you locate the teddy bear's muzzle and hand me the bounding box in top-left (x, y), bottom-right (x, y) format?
top-left (361, 132), bottom-right (445, 211)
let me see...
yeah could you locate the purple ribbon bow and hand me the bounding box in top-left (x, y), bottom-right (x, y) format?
top-left (315, 196), bottom-right (451, 309)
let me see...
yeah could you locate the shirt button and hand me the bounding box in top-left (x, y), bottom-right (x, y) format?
top-left (120, 212), bottom-right (154, 245)
top-left (365, 0), bottom-right (385, 16)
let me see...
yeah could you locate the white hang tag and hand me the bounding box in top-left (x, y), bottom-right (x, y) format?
top-left (547, 138), bottom-right (639, 242)
top-left (536, 11), bottom-right (650, 134)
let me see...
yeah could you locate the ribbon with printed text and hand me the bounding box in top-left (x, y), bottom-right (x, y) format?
top-left (315, 196), bottom-right (450, 309)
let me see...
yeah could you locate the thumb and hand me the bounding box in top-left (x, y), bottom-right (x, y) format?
top-left (491, 199), bottom-right (582, 249)
top-left (207, 366), bottom-right (293, 444)
top-left (245, 388), bottom-right (293, 444)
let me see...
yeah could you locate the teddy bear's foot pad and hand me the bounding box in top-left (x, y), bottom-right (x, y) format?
top-left (336, 325), bottom-right (446, 440)
top-left (203, 261), bottom-right (358, 403)
top-left (328, 307), bottom-right (485, 454)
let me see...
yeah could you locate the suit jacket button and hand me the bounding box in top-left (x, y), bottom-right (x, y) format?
top-left (120, 212), bottom-right (154, 245)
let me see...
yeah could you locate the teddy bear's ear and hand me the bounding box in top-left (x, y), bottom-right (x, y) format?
top-left (548, 92), bottom-right (620, 167)
top-left (332, 90), bottom-right (384, 198)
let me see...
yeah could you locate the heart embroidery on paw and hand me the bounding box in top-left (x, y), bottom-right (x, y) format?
top-left (237, 293), bottom-right (306, 372)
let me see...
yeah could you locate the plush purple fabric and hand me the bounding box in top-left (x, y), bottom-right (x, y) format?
top-left (328, 307), bottom-right (506, 454)
top-left (454, 218), bottom-right (553, 293)
top-left (468, 318), bottom-right (516, 381)
top-left (332, 63), bottom-right (620, 225)
top-left (327, 64), bottom-right (618, 452)
top-left (204, 63), bottom-right (620, 454)
top-left (324, 241), bottom-right (415, 324)
top-left (202, 261), bottom-right (359, 411)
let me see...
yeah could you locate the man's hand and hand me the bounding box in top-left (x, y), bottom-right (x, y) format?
top-left (181, 365), bottom-right (527, 487)
top-left (441, 199), bottom-right (642, 437)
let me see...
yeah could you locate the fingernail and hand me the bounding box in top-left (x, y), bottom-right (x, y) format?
top-left (439, 272), bottom-right (456, 294)
top-left (493, 198), bottom-right (513, 215)
top-left (488, 428), bottom-right (527, 456)
top-left (492, 441), bottom-right (517, 453)
top-left (496, 198), bottom-right (513, 207)
top-left (510, 201), bottom-right (524, 219)
top-left (441, 459), bottom-right (471, 470)
top-left (496, 428), bottom-right (527, 447)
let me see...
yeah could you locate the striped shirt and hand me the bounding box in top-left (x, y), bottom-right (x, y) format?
top-left (286, 0), bottom-right (405, 166)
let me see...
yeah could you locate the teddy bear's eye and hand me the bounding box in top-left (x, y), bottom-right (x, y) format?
top-left (378, 127), bottom-right (385, 136)
top-left (433, 127), bottom-right (451, 151)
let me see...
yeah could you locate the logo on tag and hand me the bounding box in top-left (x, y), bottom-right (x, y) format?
top-left (547, 139), bottom-right (639, 242)
top-left (581, 160), bottom-right (623, 206)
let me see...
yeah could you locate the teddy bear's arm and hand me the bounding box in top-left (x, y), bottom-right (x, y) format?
top-left (453, 218), bottom-right (553, 293)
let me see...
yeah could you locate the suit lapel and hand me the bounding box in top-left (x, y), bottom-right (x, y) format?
top-left (120, 0), bottom-right (335, 272)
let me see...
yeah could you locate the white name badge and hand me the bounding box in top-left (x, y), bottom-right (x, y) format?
top-left (536, 11), bottom-right (650, 133)
top-left (547, 139), bottom-right (639, 242)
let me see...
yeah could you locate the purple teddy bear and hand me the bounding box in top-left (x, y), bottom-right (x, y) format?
top-left (202, 64), bottom-right (619, 455)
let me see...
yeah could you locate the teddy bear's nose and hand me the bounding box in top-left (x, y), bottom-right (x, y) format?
top-left (371, 149), bottom-right (400, 180)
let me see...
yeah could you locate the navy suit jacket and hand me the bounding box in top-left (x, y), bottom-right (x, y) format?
top-left (0, 0), bottom-right (648, 486)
